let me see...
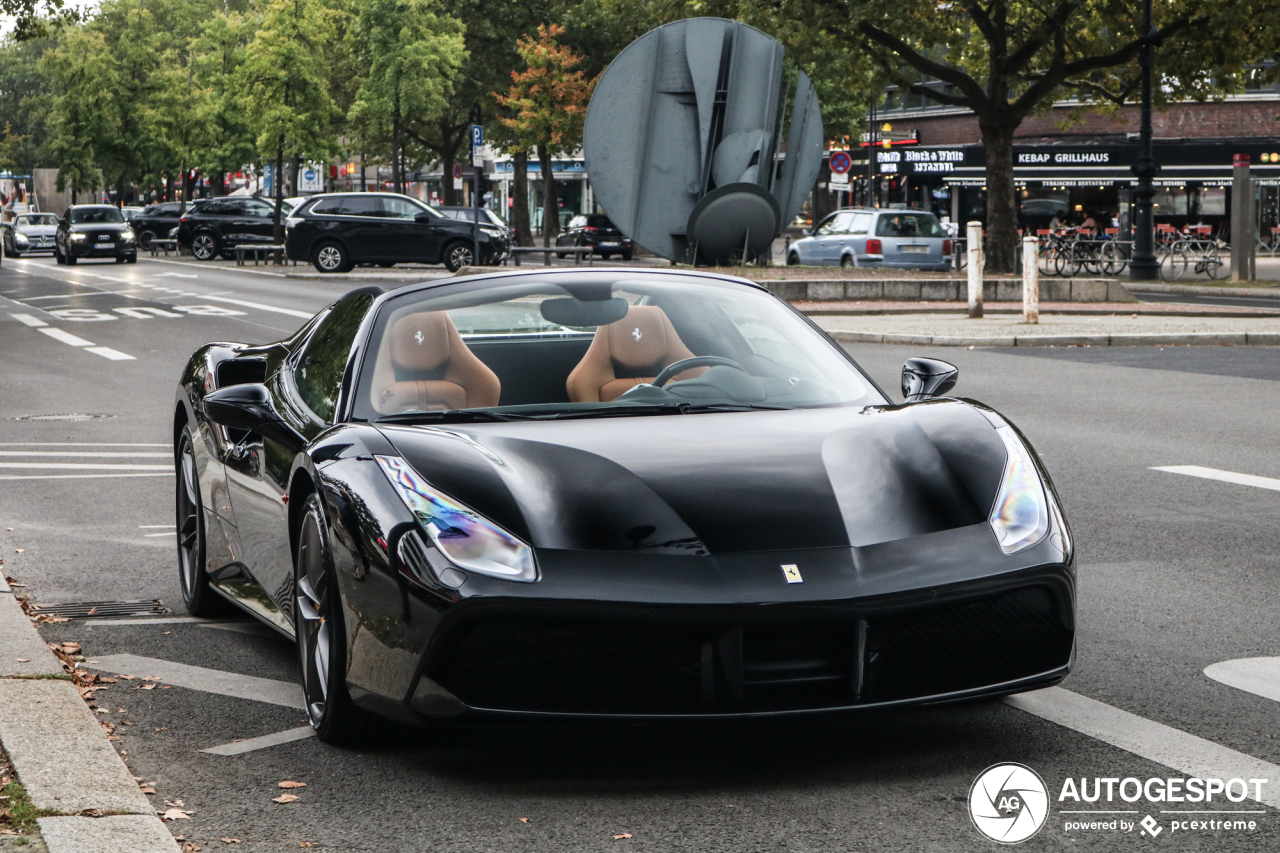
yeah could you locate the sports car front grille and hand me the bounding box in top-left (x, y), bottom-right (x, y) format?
top-left (431, 585), bottom-right (1072, 716)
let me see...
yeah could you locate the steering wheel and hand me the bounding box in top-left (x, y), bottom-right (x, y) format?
top-left (652, 356), bottom-right (746, 388)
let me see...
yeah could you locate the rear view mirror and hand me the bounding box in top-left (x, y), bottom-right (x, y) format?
top-left (203, 383), bottom-right (300, 446)
top-left (540, 296), bottom-right (629, 328)
top-left (901, 358), bottom-right (958, 402)
top-left (415, 212), bottom-right (436, 223)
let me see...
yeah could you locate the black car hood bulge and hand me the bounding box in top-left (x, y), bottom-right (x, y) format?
top-left (377, 400), bottom-right (1007, 555)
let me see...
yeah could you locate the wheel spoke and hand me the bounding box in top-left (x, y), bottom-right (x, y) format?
top-left (297, 573), bottom-right (323, 622)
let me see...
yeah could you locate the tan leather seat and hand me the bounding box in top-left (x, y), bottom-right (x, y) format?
top-left (566, 306), bottom-right (703, 403)
top-left (376, 312), bottom-right (500, 412)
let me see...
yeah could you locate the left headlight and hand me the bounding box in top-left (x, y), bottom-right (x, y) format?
top-left (71, 232), bottom-right (86, 242)
top-left (989, 425), bottom-right (1049, 554)
top-left (13, 233), bottom-right (28, 245)
top-left (375, 455), bottom-right (537, 582)
top-left (121, 229), bottom-right (135, 242)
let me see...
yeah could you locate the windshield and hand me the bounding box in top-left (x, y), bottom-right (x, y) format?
top-left (353, 272), bottom-right (883, 421)
top-left (69, 207), bottom-right (125, 224)
top-left (15, 214), bottom-right (57, 227)
top-left (875, 212), bottom-right (944, 238)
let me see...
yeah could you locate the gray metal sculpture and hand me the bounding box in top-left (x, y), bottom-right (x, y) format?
top-left (584, 18), bottom-right (823, 266)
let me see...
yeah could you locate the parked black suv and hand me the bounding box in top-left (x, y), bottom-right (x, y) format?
top-left (54, 205), bottom-right (138, 265)
top-left (284, 192), bottom-right (508, 272)
top-left (176, 196), bottom-right (279, 260)
top-left (555, 213), bottom-right (632, 260)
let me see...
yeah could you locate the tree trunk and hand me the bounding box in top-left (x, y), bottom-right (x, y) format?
top-left (440, 119), bottom-right (458, 206)
top-left (537, 143), bottom-right (558, 247)
top-left (210, 171), bottom-right (226, 197)
top-left (979, 116), bottom-right (1018, 273)
top-left (393, 114), bottom-right (403, 195)
top-left (273, 135), bottom-right (285, 249)
top-left (512, 150), bottom-right (532, 247)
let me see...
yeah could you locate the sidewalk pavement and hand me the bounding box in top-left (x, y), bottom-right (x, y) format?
top-left (0, 577), bottom-right (177, 852)
top-left (811, 311), bottom-right (1280, 347)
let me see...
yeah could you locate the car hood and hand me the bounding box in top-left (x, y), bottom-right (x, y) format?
top-left (14, 225), bottom-right (56, 236)
top-left (376, 400), bottom-right (1008, 555)
top-left (68, 222), bottom-right (129, 232)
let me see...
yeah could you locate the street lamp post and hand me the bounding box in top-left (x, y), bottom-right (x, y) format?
top-left (1129, 0), bottom-right (1161, 281)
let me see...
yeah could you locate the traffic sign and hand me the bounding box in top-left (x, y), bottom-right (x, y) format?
top-left (452, 163), bottom-right (463, 179)
top-left (471, 124), bottom-right (483, 148)
top-left (830, 151), bottom-right (852, 174)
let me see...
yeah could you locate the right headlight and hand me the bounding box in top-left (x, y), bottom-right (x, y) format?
top-left (989, 425), bottom-right (1050, 554)
top-left (375, 455), bottom-right (537, 582)
top-left (71, 232), bottom-right (86, 242)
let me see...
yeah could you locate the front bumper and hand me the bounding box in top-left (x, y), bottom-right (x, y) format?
top-left (68, 240), bottom-right (136, 258)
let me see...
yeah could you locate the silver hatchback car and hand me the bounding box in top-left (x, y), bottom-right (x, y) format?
top-left (787, 208), bottom-right (951, 270)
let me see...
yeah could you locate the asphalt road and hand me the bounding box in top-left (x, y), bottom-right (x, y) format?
top-left (3, 253), bottom-right (1280, 851)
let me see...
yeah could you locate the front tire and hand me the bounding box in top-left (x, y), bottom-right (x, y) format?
top-left (176, 428), bottom-right (230, 617)
top-left (312, 241), bottom-right (351, 273)
top-left (442, 240), bottom-right (473, 272)
top-left (138, 230), bottom-right (155, 250)
top-left (787, 251), bottom-right (799, 266)
top-left (295, 493), bottom-right (365, 743)
top-left (54, 244), bottom-right (65, 264)
top-left (191, 232), bottom-right (219, 260)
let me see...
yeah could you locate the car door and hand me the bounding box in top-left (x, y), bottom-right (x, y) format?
top-left (333, 195), bottom-right (385, 260)
top-left (379, 196), bottom-right (446, 262)
top-left (843, 212), bottom-right (873, 262)
top-left (240, 198), bottom-right (279, 244)
top-left (223, 290), bottom-right (377, 616)
top-left (813, 212), bottom-right (853, 264)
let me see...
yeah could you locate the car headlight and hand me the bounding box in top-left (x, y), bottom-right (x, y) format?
top-left (479, 226), bottom-right (503, 237)
top-left (121, 229), bottom-right (135, 242)
top-left (989, 425), bottom-right (1050, 554)
top-left (71, 233), bottom-right (86, 242)
top-left (13, 233), bottom-right (28, 245)
top-left (285, 216), bottom-right (302, 230)
top-left (375, 455), bottom-right (537, 582)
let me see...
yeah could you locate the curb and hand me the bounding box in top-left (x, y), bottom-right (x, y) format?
top-left (1127, 283), bottom-right (1280, 298)
top-left (829, 330), bottom-right (1280, 347)
top-left (0, 593), bottom-right (178, 851)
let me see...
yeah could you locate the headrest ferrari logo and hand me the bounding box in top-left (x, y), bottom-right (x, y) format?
top-left (414, 330), bottom-right (424, 344)
top-left (781, 564), bottom-right (803, 584)
top-left (632, 327), bottom-right (642, 342)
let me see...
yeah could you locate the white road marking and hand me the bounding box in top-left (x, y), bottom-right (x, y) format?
top-left (0, 452), bottom-right (169, 458)
top-left (1152, 465), bottom-right (1280, 492)
top-left (1006, 687), bottom-right (1280, 809)
top-left (1204, 657), bottom-right (1280, 704)
top-left (86, 616), bottom-right (243, 626)
top-left (9, 314), bottom-right (46, 327)
top-left (86, 654), bottom-right (303, 709)
top-left (37, 327), bottom-right (93, 346)
top-left (138, 525), bottom-right (174, 529)
top-left (0, 463), bottom-right (170, 471)
top-left (199, 294), bottom-right (312, 318)
top-left (0, 443), bottom-right (169, 447)
top-left (143, 532), bottom-right (175, 537)
top-left (0, 473), bottom-right (172, 481)
top-left (200, 726), bottom-right (315, 756)
top-left (84, 346), bottom-right (136, 361)
top-left (151, 273), bottom-right (198, 279)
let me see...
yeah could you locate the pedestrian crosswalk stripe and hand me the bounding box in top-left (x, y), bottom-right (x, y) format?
top-left (1152, 465), bottom-right (1280, 492)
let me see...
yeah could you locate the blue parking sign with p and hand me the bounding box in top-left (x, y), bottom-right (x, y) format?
top-left (471, 125), bottom-right (483, 148)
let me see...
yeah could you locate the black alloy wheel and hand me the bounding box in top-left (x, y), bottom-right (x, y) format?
top-left (176, 428), bottom-right (229, 616)
top-left (65, 249), bottom-right (76, 265)
top-left (294, 492), bottom-right (364, 743)
top-left (312, 241), bottom-right (351, 273)
top-left (191, 232), bottom-right (218, 261)
top-left (443, 241), bottom-right (473, 272)
top-left (137, 230), bottom-right (155, 250)
top-left (787, 251), bottom-right (800, 266)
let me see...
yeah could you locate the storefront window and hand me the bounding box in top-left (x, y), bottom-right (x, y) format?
top-left (1152, 188), bottom-right (1188, 216)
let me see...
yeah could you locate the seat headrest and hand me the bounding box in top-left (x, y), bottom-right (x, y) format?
top-left (389, 312), bottom-right (452, 372)
top-left (606, 306), bottom-right (673, 369)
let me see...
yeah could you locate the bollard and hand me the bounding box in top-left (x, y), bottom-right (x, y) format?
top-left (966, 221), bottom-right (984, 318)
top-left (1022, 234), bottom-right (1039, 324)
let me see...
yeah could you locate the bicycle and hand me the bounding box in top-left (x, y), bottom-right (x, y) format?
top-left (1161, 236), bottom-right (1226, 281)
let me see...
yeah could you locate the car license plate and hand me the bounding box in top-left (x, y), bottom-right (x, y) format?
top-left (97, 236), bottom-right (111, 242)
top-left (900, 245), bottom-right (928, 253)
top-left (602, 241), bottom-right (620, 246)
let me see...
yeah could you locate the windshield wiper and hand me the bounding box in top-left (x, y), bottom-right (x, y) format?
top-left (553, 402), bottom-right (791, 420)
top-left (376, 410), bottom-right (531, 424)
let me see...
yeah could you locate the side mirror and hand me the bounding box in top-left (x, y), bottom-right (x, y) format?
top-left (203, 383), bottom-right (300, 446)
top-left (901, 358), bottom-right (958, 403)
top-left (414, 212), bottom-right (436, 224)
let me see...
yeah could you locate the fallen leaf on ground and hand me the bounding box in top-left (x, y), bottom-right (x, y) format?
top-left (137, 683), bottom-right (156, 690)
top-left (154, 727), bottom-right (168, 732)
top-left (272, 793), bottom-right (300, 804)
top-left (613, 833), bottom-right (632, 840)
top-left (14, 659), bottom-right (26, 664)
top-left (86, 607), bottom-right (97, 615)
top-left (165, 800), bottom-right (184, 807)
top-left (143, 676), bottom-right (161, 681)
top-left (277, 781), bottom-right (307, 789)
top-left (518, 817), bottom-right (529, 823)
top-left (122, 721), bottom-right (134, 726)
top-left (78, 809), bottom-right (103, 818)
top-left (160, 685), bottom-right (172, 689)
top-left (163, 631), bottom-right (172, 635)
top-left (116, 674), bottom-right (135, 680)
top-left (140, 787), bottom-right (156, 794)
top-left (98, 677), bottom-right (117, 684)
top-left (60, 643), bottom-right (81, 654)
top-left (181, 842), bottom-right (200, 852)
top-left (14, 550), bottom-right (23, 554)
top-left (159, 808), bottom-right (192, 821)
top-left (220, 839), bottom-right (241, 844)
top-left (299, 844), bottom-right (314, 849)
top-left (34, 615), bottom-right (69, 624)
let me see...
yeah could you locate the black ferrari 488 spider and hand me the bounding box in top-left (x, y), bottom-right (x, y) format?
top-left (174, 268), bottom-right (1074, 742)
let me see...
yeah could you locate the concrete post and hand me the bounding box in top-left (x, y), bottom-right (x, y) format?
top-left (966, 221), bottom-right (984, 318)
top-left (1230, 154), bottom-right (1255, 282)
top-left (1022, 234), bottom-right (1040, 324)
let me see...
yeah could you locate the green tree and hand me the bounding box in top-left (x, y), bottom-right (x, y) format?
top-left (346, 0), bottom-right (466, 194)
top-left (235, 0), bottom-right (340, 243)
top-left (497, 24), bottom-right (595, 246)
top-left (2, 0), bottom-right (78, 41)
top-left (189, 7), bottom-right (259, 198)
top-left (788, 0), bottom-right (1280, 270)
top-left (0, 35), bottom-right (55, 178)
